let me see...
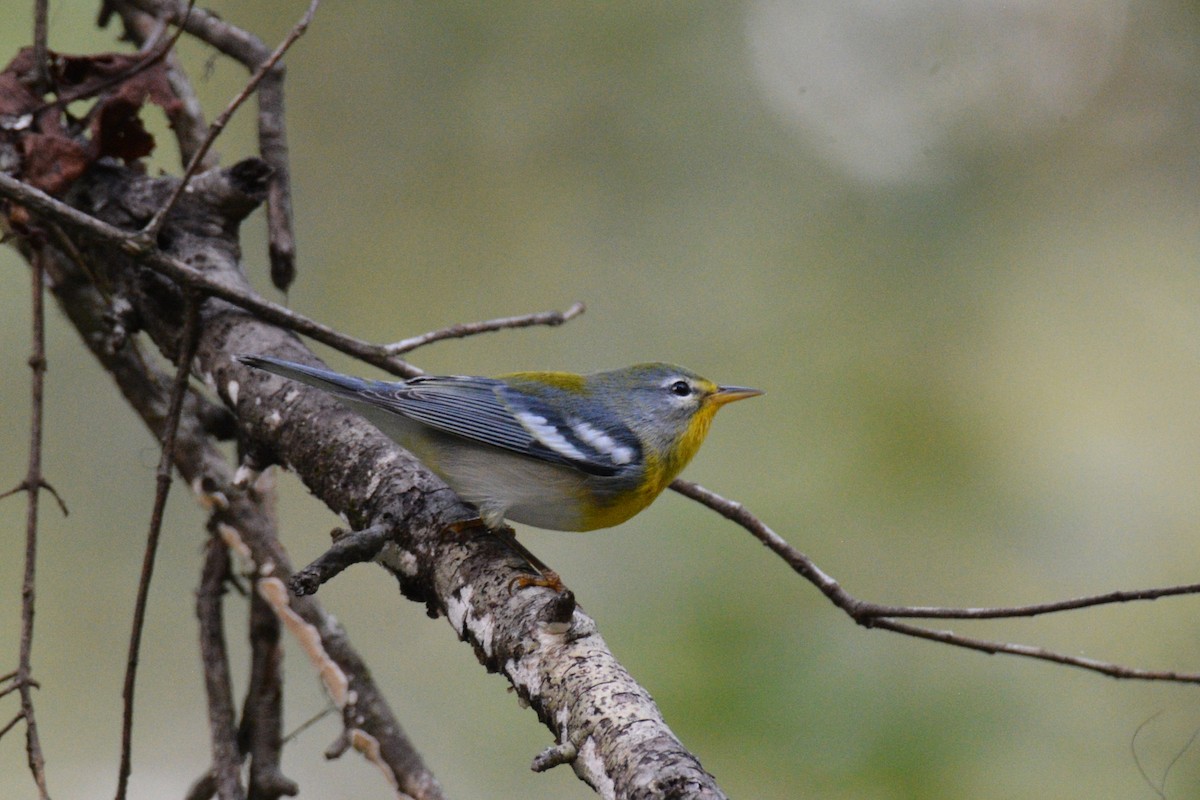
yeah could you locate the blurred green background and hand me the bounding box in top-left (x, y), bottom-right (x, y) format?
top-left (3, 1), bottom-right (1200, 798)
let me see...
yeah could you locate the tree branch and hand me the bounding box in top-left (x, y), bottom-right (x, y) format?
top-left (671, 479), bottom-right (1200, 683)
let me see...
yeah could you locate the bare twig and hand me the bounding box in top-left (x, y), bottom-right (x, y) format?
top-left (8, 248), bottom-right (53, 800)
top-left (671, 478), bottom-right (1200, 684)
top-left (850, 583), bottom-right (1200, 620)
top-left (281, 705), bottom-right (334, 745)
top-left (287, 524), bottom-right (391, 596)
top-left (114, 295), bottom-right (202, 800)
top-left (140, 0), bottom-right (319, 244)
top-left (1131, 713), bottom-right (1166, 800)
top-left (868, 618), bottom-right (1200, 683)
top-left (384, 301), bottom-right (587, 355)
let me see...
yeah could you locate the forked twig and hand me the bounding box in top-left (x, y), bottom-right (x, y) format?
top-left (671, 478), bottom-right (1200, 684)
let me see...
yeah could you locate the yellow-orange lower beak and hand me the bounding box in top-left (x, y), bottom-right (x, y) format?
top-left (710, 385), bottom-right (764, 407)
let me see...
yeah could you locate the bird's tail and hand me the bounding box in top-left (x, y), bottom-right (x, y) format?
top-left (236, 354), bottom-right (372, 397)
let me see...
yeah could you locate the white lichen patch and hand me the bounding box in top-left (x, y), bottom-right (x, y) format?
top-left (226, 380), bottom-right (239, 407)
top-left (472, 611), bottom-right (496, 658)
top-left (504, 655), bottom-right (544, 699)
top-left (265, 410), bottom-right (282, 429)
top-left (202, 371), bottom-right (216, 391)
top-left (555, 707), bottom-right (571, 741)
top-left (284, 389), bottom-right (300, 404)
top-left (445, 585), bottom-right (473, 635)
top-left (443, 586), bottom-right (500, 659)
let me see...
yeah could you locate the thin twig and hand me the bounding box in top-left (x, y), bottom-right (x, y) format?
top-left (384, 301), bottom-right (587, 355)
top-left (114, 295), bottom-right (202, 800)
top-left (281, 705), bottom-right (335, 745)
top-left (869, 618), bottom-right (1200, 683)
top-left (1131, 712), bottom-right (1166, 800)
top-left (140, 0), bottom-right (319, 244)
top-left (13, 248), bottom-right (52, 800)
top-left (0, 479), bottom-right (68, 517)
top-left (852, 583), bottom-right (1200, 620)
top-left (3, 171), bottom-right (581, 380)
top-left (671, 478), bottom-right (1200, 684)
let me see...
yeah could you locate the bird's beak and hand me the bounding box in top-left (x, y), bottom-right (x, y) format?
top-left (710, 385), bottom-right (764, 407)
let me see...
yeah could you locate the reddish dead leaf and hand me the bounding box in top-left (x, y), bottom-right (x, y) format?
top-left (18, 132), bottom-right (90, 195)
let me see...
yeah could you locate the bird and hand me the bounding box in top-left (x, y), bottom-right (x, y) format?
top-left (237, 354), bottom-right (761, 535)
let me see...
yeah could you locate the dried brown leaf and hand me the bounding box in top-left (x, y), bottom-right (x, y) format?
top-left (18, 132), bottom-right (90, 195)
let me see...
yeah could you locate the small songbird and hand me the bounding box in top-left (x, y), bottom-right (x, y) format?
top-left (237, 355), bottom-right (761, 532)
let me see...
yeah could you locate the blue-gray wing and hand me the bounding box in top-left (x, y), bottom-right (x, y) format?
top-left (357, 376), bottom-right (535, 456)
top-left (236, 356), bottom-right (640, 477)
top-left (359, 377), bottom-right (641, 477)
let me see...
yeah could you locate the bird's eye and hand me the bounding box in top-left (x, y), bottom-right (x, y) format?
top-left (668, 380), bottom-right (692, 397)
